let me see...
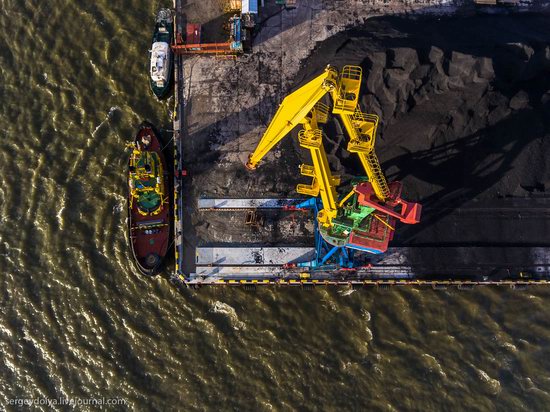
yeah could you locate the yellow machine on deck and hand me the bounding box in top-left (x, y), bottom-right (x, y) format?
top-left (246, 64), bottom-right (421, 253)
top-left (129, 147), bottom-right (166, 216)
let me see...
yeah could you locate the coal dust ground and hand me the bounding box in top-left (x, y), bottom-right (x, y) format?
top-left (193, 12), bottom-right (550, 273)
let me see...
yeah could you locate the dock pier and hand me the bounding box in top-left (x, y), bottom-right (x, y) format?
top-left (170, 1), bottom-right (550, 287)
top-left (173, 0), bottom-right (185, 280)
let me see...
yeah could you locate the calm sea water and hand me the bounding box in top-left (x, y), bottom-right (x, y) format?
top-left (1, 1), bottom-right (550, 410)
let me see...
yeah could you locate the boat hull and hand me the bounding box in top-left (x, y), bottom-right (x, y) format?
top-left (127, 122), bottom-right (170, 276)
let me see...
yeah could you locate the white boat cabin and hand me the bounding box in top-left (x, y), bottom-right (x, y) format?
top-left (150, 42), bottom-right (171, 86)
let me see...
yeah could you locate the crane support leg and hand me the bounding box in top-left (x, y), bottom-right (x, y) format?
top-left (297, 129), bottom-right (339, 226)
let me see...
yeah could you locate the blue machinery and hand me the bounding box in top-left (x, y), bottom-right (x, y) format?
top-left (294, 198), bottom-right (382, 270)
top-left (294, 198), bottom-right (354, 269)
top-left (229, 16), bottom-right (243, 52)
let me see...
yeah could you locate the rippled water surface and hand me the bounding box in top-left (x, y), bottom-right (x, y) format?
top-left (2, 1), bottom-right (550, 410)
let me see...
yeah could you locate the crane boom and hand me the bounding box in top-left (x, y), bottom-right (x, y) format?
top-left (246, 66), bottom-right (339, 170)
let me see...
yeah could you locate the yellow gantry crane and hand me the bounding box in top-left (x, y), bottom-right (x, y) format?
top-left (247, 66), bottom-right (389, 196)
top-left (247, 66), bottom-right (387, 216)
top-left (246, 64), bottom-right (421, 254)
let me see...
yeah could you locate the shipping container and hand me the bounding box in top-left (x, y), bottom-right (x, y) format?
top-left (242, 0), bottom-right (258, 14)
top-left (186, 23), bottom-right (201, 45)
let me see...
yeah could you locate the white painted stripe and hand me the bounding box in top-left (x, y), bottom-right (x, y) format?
top-left (198, 198), bottom-right (303, 209)
top-left (194, 266), bottom-right (284, 276)
top-left (196, 247), bottom-right (315, 265)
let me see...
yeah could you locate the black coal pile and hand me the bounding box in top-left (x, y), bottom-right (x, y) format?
top-left (294, 13), bottom-right (550, 249)
top-left (297, 13), bottom-right (550, 202)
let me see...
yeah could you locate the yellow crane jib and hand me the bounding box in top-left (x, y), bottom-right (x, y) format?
top-left (245, 65), bottom-right (339, 170)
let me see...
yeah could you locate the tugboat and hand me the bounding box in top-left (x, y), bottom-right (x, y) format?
top-left (149, 9), bottom-right (173, 100)
top-left (127, 122), bottom-right (170, 276)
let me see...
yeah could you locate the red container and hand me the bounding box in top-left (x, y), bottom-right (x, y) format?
top-left (186, 23), bottom-right (201, 45)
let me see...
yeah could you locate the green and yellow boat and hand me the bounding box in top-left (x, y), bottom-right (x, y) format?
top-left (127, 122), bottom-right (170, 276)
